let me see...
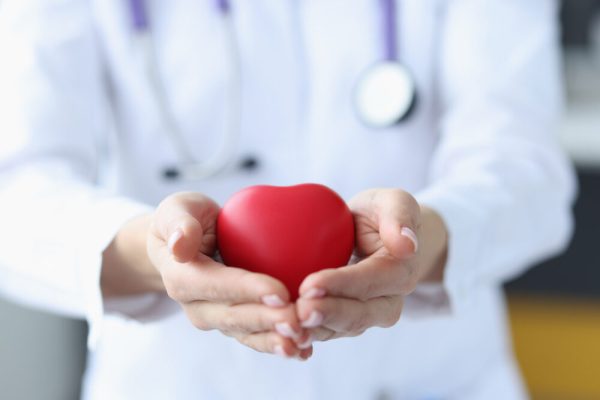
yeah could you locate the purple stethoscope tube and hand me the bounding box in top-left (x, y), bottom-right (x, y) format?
top-left (381, 0), bottom-right (398, 61)
top-left (127, 0), bottom-right (398, 62)
top-left (129, 0), bottom-right (231, 32)
top-left (128, 0), bottom-right (412, 156)
top-left (128, 0), bottom-right (148, 31)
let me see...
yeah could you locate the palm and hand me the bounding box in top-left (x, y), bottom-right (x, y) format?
top-left (353, 212), bottom-right (387, 259)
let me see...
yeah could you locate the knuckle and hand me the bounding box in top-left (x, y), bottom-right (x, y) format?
top-left (346, 312), bottom-right (370, 333)
top-left (384, 188), bottom-right (410, 209)
top-left (194, 319), bottom-right (212, 331)
top-left (388, 188), bottom-right (406, 200)
top-left (379, 297), bottom-right (403, 328)
top-left (381, 310), bottom-right (401, 328)
top-left (345, 329), bottom-right (366, 338)
top-left (187, 311), bottom-right (212, 331)
top-left (220, 308), bottom-right (240, 332)
top-left (305, 268), bottom-right (337, 289)
top-left (240, 273), bottom-right (267, 296)
top-left (312, 269), bottom-right (333, 285)
top-left (158, 193), bottom-right (184, 212)
top-left (162, 274), bottom-right (187, 302)
top-left (397, 267), bottom-right (419, 295)
top-left (271, 307), bottom-right (293, 323)
top-left (321, 329), bottom-right (337, 342)
top-left (268, 333), bottom-right (287, 353)
top-left (313, 328), bottom-right (337, 342)
top-left (201, 281), bottom-right (221, 302)
top-left (387, 189), bottom-right (420, 226)
top-left (244, 273), bottom-right (285, 301)
top-left (399, 279), bottom-right (417, 295)
top-left (392, 188), bottom-right (417, 208)
top-left (362, 279), bottom-right (382, 301)
top-left (390, 307), bottom-right (403, 326)
top-left (235, 334), bottom-right (256, 350)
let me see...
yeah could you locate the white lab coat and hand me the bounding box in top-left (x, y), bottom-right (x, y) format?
top-left (0, 0), bottom-right (575, 399)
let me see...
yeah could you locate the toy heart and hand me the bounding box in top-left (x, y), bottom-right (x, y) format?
top-left (217, 184), bottom-right (355, 300)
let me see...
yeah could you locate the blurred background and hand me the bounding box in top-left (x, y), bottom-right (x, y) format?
top-left (505, 1), bottom-right (600, 399)
top-left (1, 2), bottom-right (599, 399)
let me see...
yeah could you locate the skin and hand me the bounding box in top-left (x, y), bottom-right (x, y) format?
top-left (101, 189), bottom-right (448, 360)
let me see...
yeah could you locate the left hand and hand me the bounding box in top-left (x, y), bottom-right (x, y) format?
top-left (295, 188), bottom-right (445, 346)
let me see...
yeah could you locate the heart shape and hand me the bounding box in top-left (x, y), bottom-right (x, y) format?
top-left (217, 184), bottom-right (355, 300)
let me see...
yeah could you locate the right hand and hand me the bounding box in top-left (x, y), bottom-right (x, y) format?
top-left (147, 192), bottom-right (312, 360)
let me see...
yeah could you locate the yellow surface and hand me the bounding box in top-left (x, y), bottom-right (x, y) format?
top-left (508, 295), bottom-right (600, 400)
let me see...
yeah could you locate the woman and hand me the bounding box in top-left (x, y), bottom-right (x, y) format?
top-left (0, 0), bottom-right (575, 399)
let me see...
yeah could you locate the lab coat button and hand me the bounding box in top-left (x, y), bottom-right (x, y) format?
top-left (239, 156), bottom-right (260, 171)
top-left (162, 167), bottom-right (181, 180)
top-left (375, 389), bottom-right (392, 400)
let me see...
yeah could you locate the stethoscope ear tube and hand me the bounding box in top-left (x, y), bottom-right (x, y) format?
top-left (132, 0), bottom-right (416, 181)
top-left (132, 0), bottom-right (241, 181)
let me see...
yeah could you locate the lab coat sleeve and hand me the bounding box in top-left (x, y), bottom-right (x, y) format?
top-left (412, 0), bottom-right (577, 314)
top-left (0, 0), bottom-right (153, 347)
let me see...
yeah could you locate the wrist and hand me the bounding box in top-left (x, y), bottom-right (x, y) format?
top-left (417, 205), bottom-right (448, 283)
top-left (101, 213), bottom-right (165, 297)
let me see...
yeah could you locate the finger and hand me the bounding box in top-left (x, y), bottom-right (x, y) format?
top-left (350, 189), bottom-right (421, 259)
top-left (231, 331), bottom-right (300, 358)
top-left (299, 255), bottom-right (418, 301)
top-left (309, 327), bottom-right (344, 342)
top-left (298, 346), bottom-right (313, 361)
top-left (151, 192), bottom-right (220, 262)
top-left (160, 254), bottom-right (291, 305)
top-left (297, 296), bottom-right (403, 334)
top-left (184, 302), bottom-right (303, 338)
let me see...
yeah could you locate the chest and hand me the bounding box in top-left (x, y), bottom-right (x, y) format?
top-left (91, 0), bottom-right (445, 202)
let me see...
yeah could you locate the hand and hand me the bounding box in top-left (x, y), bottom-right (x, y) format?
top-left (147, 192), bottom-right (312, 360)
top-left (295, 189), bottom-right (447, 345)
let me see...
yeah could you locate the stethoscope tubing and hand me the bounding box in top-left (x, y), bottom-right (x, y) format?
top-left (130, 0), bottom-right (240, 180)
top-left (127, 0), bottom-right (414, 180)
top-left (381, 0), bottom-right (398, 61)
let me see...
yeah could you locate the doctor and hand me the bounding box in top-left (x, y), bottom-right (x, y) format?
top-left (0, 0), bottom-right (575, 399)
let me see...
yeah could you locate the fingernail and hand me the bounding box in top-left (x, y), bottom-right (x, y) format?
top-left (297, 334), bottom-right (313, 350)
top-left (274, 345), bottom-right (287, 358)
top-left (301, 311), bottom-right (323, 328)
top-left (168, 229), bottom-right (183, 254)
top-left (262, 294), bottom-right (286, 308)
top-left (275, 322), bottom-right (301, 340)
top-left (401, 227), bottom-right (419, 253)
top-left (301, 288), bottom-right (326, 299)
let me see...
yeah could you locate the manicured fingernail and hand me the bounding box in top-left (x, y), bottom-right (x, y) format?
top-left (262, 294), bottom-right (286, 308)
top-left (274, 345), bottom-right (287, 358)
top-left (301, 288), bottom-right (326, 299)
top-left (275, 322), bottom-right (301, 340)
top-left (301, 311), bottom-right (323, 328)
top-left (401, 227), bottom-right (419, 253)
top-left (168, 229), bottom-right (183, 254)
top-left (297, 334), bottom-right (313, 350)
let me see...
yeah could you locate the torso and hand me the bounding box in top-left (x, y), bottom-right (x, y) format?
top-left (85, 1), bottom-right (524, 398)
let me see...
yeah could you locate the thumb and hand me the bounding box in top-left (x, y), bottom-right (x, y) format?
top-left (152, 192), bottom-right (221, 263)
top-left (377, 190), bottom-right (420, 259)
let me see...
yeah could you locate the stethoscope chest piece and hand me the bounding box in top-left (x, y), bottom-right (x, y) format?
top-left (354, 61), bottom-right (416, 128)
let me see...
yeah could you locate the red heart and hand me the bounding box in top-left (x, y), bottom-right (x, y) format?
top-left (217, 184), bottom-right (355, 301)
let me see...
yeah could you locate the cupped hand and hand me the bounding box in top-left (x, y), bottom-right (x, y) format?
top-left (295, 189), bottom-right (424, 344)
top-left (147, 192), bottom-right (312, 360)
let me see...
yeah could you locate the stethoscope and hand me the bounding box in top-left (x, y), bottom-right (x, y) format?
top-left (128, 0), bottom-right (417, 181)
